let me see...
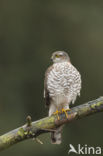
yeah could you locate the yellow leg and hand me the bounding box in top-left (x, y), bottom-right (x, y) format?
top-left (62, 108), bottom-right (70, 118)
top-left (53, 110), bottom-right (60, 120)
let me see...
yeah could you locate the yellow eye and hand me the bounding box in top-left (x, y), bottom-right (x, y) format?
top-left (55, 54), bottom-right (60, 58)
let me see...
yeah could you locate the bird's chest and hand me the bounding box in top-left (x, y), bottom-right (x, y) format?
top-left (47, 62), bottom-right (70, 96)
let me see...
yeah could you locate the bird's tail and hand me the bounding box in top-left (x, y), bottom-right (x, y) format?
top-left (51, 126), bottom-right (63, 144)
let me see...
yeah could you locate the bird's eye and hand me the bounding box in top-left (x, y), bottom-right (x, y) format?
top-left (55, 54), bottom-right (60, 58)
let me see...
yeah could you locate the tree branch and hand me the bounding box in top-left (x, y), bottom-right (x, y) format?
top-left (0, 97), bottom-right (103, 151)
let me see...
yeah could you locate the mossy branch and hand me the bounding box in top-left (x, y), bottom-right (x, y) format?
top-left (0, 97), bottom-right (103, 151)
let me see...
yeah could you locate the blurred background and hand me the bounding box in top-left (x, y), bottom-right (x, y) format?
top-left (0, 0), bottom-right (103, 156)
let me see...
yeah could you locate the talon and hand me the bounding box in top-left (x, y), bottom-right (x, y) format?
top-left (62, 108), bottom-right (70, 118)
top-left (53, 110), bottom-right (60, 120)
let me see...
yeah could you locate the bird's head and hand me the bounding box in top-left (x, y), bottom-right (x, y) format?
top-left (51, 51), bottom-right (70, 63)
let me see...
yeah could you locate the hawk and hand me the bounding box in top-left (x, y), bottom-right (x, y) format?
top-left (44, 51), bottom-right (81, 144)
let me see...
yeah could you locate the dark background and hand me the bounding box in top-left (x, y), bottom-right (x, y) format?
top-left (0, 0), bottom-right (103, 156)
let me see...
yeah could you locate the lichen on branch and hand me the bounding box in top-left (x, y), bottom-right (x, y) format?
top-left (0, 97), bottom-right (103, 152)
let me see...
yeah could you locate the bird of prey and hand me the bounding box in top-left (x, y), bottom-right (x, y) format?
top-left (44, 51), bottom-right (81, 144)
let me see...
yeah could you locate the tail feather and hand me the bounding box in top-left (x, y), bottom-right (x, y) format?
top-left (51, 126), bottom-right (63, 144)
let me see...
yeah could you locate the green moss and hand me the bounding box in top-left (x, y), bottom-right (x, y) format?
top-left (17, 128), bottom-right (25, 138)
top-left (91, 102), bottom-right (102, 109)
top-left (78, 106), bottom-right (90, 116)
top-left (1, 135), bottom-right (12, 145)
top-left (24, 131), bottom-right (28, 135)
top-left (35, 116), bottom-right (55, 129)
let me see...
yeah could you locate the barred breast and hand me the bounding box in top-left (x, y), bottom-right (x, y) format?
top-left (47, 62), bottom-right (81, 104)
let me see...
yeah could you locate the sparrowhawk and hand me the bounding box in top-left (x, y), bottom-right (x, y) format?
top-left (44, 51), bottom-right (81, 144)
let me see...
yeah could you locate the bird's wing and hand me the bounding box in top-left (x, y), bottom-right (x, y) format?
top-left (44, 65), bottom-right (53, 107)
